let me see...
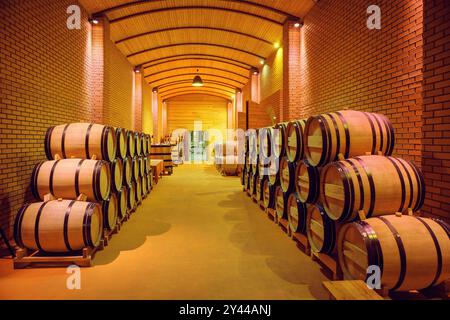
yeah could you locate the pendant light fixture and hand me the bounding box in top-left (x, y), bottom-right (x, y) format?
top-left (192, 69), bottom-right (203, 87)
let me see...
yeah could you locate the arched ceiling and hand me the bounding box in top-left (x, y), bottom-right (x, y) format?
top-left (79, 0), bottom-right (316, 99)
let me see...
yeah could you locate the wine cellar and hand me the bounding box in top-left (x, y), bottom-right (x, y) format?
top-left (0, 0), bottom-right (449, 302)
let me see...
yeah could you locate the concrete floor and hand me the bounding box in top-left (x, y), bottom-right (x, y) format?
top-left (0, 164), bottom-right (328, 300)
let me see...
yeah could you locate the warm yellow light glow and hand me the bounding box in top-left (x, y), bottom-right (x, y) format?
top-left (260, 60), bottom-right (265, 65)
top-left (274, 42), bottom-right (280, 49)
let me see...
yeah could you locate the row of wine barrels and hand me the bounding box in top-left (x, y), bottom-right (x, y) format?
top-left (215, 156), bottom-right (241, 176)
top-left (295, 160), bottom-right (320, 204)
top-left (116, 188), bottom-right (127, 219)
top-left (275, 186), bottom-right (289, 220)
top-left (110, 158), bottom-right (123, 192)
top-left (286, 119), bottom-right (307, 163)
top-left (14, 200), bottom-right (103, 252)
top-left (273, 122), bottom-right (289, 158)
top-left (338, 215), bottom-right (450, 292)
top-left (248, 129), bottom-right (259, 156)
top-left (262, 179), bottom-right (276, 209)
top-left (320, 155), bottom-right (425, 222)
top-left (115, 128), bottom-right (127, 159)
top-left (287, 193), bottom-right (307, 235)
top-left (31, 159), bottom-right (111, 202)
top-left (259, 127), bottom-right (272, 158)
top-left (102, 192), bottom-right (118, 231)
top-left (45, 123), bottom-right (117, 162)
top-left (279, 157), bottom-right (296, 193)
top-left (304, 110), bottom-right (395, 167)
top-left (255, 175), bottom-right (263, 202)
top-left (306, 204), bottom-right (339, 254)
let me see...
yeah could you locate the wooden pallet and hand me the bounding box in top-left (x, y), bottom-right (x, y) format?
top-left (266, 208), bottom-right (276, 222)
top-left (323, 280), bottom-right (385, 300)
top-left (291, 232), bottom-right (311, 255)
top-left (13, 240), bottom-right (104, 269)
top-left (102, 222), bottom-right (120, 247)
top-left (311, 252), bottom-right (343, 280)
top-left (277, 217), bottom-right (289, 234)
top-left (258, 200), bottom-right (265, 211)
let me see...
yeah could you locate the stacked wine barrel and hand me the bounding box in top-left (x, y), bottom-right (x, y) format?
top-left (214, 141), bottom-right (242, 176)
top-left (14, 123), bottom-right (153, 255)
top-left (242, 110), bottom-right (450, 292)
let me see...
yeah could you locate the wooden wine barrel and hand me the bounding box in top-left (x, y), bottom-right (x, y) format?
top-left (131, 156), bottom-right (139, 182)
top-left (140, 133), bottom-right (149, 156)
top-left (320, 155), bottom-right (425, 222)
top-left (241, 167), bottom-right (246, 186)
top-left (126, 184), bottom-right (136, 211)
top-left (134, 180), bottom-right (142, 204)
top-left (142, 175), bottom-right (148, 197)
top-left (135, 133), bottom-right (142, 156)
top-left (295, 160), bottom-right (320, 204)
top-left (287, 193), bottom-right (307, 234)
top-left (110, 158), bottom-right (123, 193)
top-left (14, 200), bottom-right (102, 252)
top-left (122, 156), bottom-right (132, 187)
top-left (338, 215), bottom-right (450, 292)
top-left (268, 158), bottom-right (280, 186)
top-left (146, 170), bottom-right (152, 192)
top-left (138, 156), bottom-right (145, 177)
top-left (286, 119), bottom-right (307, 163)
top-left (279, 156), bottom-right (296, 193)
top-left (144, 156), bottom-right (150, 175)
top-left (249, 173), bottom-right (257, 195)
top-left (150, 144), bottom-right (173, 172)
top-left (221, 156), bottom-right (239, 176)
top-left (116, 189), bottom-right (127, 218)
top-left (306, 204), bottom-right (338, 254)
top-left (262, 179), bottom-right (276, 209)
top-left (115, 128), bottom-right (127, 159)
top-left (258, 127), bottom-right (272, 159)
top-left (45, 123), bottom-right (116, 162)
top-left (101, 192), bottom-right (118, 231)
top-left (275, 186), bottom-right (289, 220)
top-left (248, 129), bottom-right (259, 156)
top-left (255, 175), bottom-right (264, 201)
top-left (249, 154), bottom-right (259, 176)
top-left (304, 110), bottom-right (395, 167)
top-left (31, 159), bottom-right (111, 202)
top-left (244, 171), bottom-right (251, 191)
top-left (126, 130), bottom-right (136, 157)
top-left (273, 122), bottom-right (289, 158)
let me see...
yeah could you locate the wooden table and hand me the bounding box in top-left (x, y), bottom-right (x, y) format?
top-left (150, 159), bottom-right (164, 184)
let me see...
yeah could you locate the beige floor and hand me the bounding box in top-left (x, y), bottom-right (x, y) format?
top-left (0, 164), bottom-right (328, 300)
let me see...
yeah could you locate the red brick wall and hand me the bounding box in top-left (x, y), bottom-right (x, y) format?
top-left (0, 0), bottom-right (93, 239)
top-left (295, 0), bottom-right (424, 164)
top-left (421, 0), bottom-right (450, 221)
top-left (0, 0), bottom-right (140, 242)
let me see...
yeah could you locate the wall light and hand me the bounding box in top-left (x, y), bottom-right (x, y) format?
top-left (251, 67), bottom-right (259, 75)
top-left (89, 18), bottom-right (99, 25)
top-left (152, 87), bottom-right (158, 93)
top-left (294, 22), bottom-right (304, 28)
top-left (134, 66), bottom-right (141, 73)
top-left (260, 60), bottom-right (265, 65)
top-left (274, 42), bottom-right (280, 49)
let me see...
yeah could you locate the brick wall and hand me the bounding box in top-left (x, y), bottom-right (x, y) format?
top-left (295, 0), bottom-right (424, 164)
top-left (421, 0), bottom-right (450, 221)
top-left (104, 37), bottom-right (134, 130)
top-left (0, 0), bottom-right (93, 239)
top-left (0, 0), bottom-right (144, 242)
top-left (142, 82), bottom-right (153, 135)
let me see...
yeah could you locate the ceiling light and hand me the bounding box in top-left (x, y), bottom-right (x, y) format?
top-left (192, 69), bottom-right (203, 87)
top-left (294, 22), bottom-right (301, 28)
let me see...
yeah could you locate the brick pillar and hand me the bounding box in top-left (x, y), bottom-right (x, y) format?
top-left (282, 20), bottom-right (301, 121)
top-left (421, 0), bottom-right (450, 221)
top-left (90, 18), bottom-right (108, 124)
top-left (133, 68), bottom-right (143, 132)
